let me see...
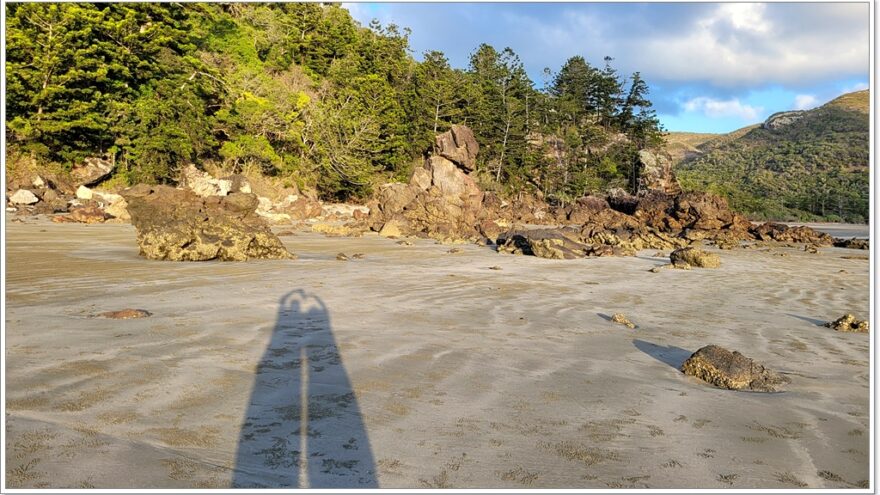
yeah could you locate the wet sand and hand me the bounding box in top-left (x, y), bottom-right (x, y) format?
top-left (4, 218), bottom-right (871, 488)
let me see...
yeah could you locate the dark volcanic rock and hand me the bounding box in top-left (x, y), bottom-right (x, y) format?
top-left (121, 185), bottom-right (293, 261)
top-left (680, 345), bottom-right (790, 392)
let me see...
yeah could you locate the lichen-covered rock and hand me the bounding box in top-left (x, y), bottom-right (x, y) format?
top-left (121, 184), bottom-right (293, 261)
top-left (680, 345), bottom-right (790, 392)
top-left (610, 313), bottom-right (636, 329)
top-left (670, 247), bottom-right (721, 268)
top-left (825, 314), bottom-right (869, 333)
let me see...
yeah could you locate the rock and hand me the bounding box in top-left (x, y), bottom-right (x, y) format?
top-left (68, 206), bottom-right (108, 224)
top-left (379, 218), bottom-right (406, 238)
top-left (336, 253), bottom-right (349, 261)
top-left (435, 124), bottom-right (479, 171)
top-left (610, 313), bottom-right (636, 329)
top-left (223, 174), bottom-right (252, 194)
top-left (98, 309), bottom-right (152, 319)
top-left (763, 110), bottom-right (806, 130)
top-left (8, 189), bottom-right (39, 205)
top-left (71, 157), bottom-right (114, 186)
top-left (277, 194), bottom-right (323, 220)
top-left (833, 238), bottom-right (869, 250)
top-left (497, 228), bottom-right (590, 260)
top-left (638, 149), bottom-right (682, 196)
top-left (351, 253), bottom-right (365, 260)
top-left (670, 247), bottom-right (721, 269)
top-left (311, 222), bottom-right (363, 237)
top-left (32, 176), bottom-right (46, 188)
top-left (824, 314), bottom-right (869, 333)
top-left (488, 266), bottom-right (502, 270)
top-left (76, 185), bottom-right (94, 200)
top-left (680, 345), bottom-right (790, 392)
top-left (121, 185), bottom-right (293, 261)
top-left (396, 240), bottom-right (413, 246)
top-left (447, 248), bottom-right (462, 254)
top-left (749, 222), bottom-right (833, 246)
top-left (179, 164), bottom-right (232, 197)
top-left (104, 197), bottom-right (130, 221)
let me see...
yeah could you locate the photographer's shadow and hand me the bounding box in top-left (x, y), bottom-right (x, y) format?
top-left (232, 290), bottom-right (377, 488)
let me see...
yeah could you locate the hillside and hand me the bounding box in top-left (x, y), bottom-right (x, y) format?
top-left (674, 90), bottom-right (869, 223)
top-left (665, 124), bottom-right (759, 164)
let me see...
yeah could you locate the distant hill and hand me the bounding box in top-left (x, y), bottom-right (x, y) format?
top-left (671, 90), bottom-right (869, 223)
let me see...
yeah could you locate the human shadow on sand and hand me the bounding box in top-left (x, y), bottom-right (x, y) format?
top-left (632, 339), bottom-right (692, 369)
top-left (232, 290), bottom-right (377, 488)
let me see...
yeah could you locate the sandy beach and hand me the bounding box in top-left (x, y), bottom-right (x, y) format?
top-left (4, 218), bottom-right (870, 489)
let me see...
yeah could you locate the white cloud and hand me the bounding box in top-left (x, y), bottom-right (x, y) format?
top-left (841, 82), bottom-right (869, 94)
top-left (683, 97), bottom-right (763, 120)
top-left (793, 94), bottom-right (818, 110)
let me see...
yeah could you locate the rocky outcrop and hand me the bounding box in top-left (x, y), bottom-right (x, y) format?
top-left (749, 222), bottom-right (833, 246)
top-left (497, 228), bottom-right (592, 259)
top-left (180, 164), bottom-right (233, 198)
top-left (825, 314), bottom-right (869, 333)
top-left (680, 345), bottom-right (790, 392)
top-left (638, 149), bottom-right (682, 196)
top-left (435, 124), bottom-right (479, 172)
top-left (71, 157), bottom-right (114, 186)
top-left (363, 125), bottom-right (488, 242)
top-left (762, 110), bottom-right (806, 131)
top-left (833, 237), bottom-right (869, 250)
top-left (121, 185), bottom-right (293, 261)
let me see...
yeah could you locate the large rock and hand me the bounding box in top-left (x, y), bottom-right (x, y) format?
top-left (824, 314), bottom-right (869, 333)
top-left (435, 124), bottom-right (479, 172)
top-left (8, 189), bottom-right (39, 205)
top-left (179, 164), bottom-right (233, 198)
top-left (497, 228), bottom-right (591, 260)
top-left (670, 247), bottom-right (721, 268)
top-left (680, 345), bottom-right (790, 392)
top-left (121, 185), bottom-right (293, 261)
top-left (638, 149), bottom-right (682, 196)
top-left (71, 157), bottom-right (114, 186)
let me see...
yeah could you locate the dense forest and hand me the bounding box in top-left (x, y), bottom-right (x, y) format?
top-left (676, 91), bottom-right (869, 223)
top-left (5, 3), bottom-right (665, 203)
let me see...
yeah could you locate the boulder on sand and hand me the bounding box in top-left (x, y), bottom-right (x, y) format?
top-left (833, 238), bottom-right (869, 250)
top-left (670, 247), bottom-right (721, 269)
top-left (749, 222), bottom-right (833, 246)
top-left (497, 228), bottom-right (590, 260)
top-left (824, 314), bottom-right (869, 333)
top-left (680, 345), bottom-right (790, 392)
top-left (121, 185), bottom-right (293, 261)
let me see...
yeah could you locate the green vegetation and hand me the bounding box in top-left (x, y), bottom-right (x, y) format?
top-left (676, 93), bottom-right (869, 223)
top-left (6, 3), bottom-right (664, 201)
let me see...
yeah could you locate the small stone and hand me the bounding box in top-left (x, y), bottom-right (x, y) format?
top-left (396, 240), bottom-right (413, 246)
top-left (488, 266), bottom-right (502, 270)
top-left (804, 245), bottom-right (819, 254)
top-left (610, 313), bottom-right (636, 329)
top-left (825, 314), bottom-right (869, 333)
top-left (447, 248), bottom-right (462, 254)
top-left (98, 309), bottom-right (152, 319)
top-left (336, 253), bottom-right (349, 261)
top-left (351, 253), bottom-right (365, 260)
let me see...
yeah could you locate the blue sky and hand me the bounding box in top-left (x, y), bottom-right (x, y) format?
top-left (343, 2), bottom-right (869, 133)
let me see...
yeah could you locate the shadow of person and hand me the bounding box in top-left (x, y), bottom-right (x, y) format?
top-left (632, 339), bottom-right (693, 370)
top-left (232, 290), bottom-right (377, 488)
